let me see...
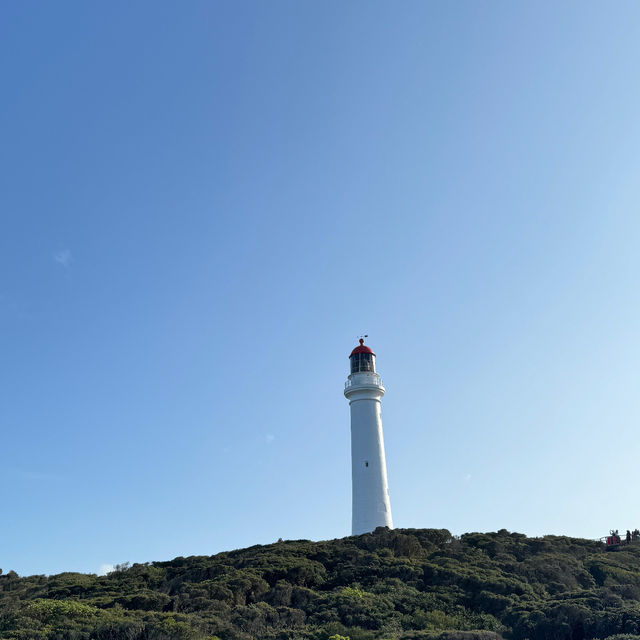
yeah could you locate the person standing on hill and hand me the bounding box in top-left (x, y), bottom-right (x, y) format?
top-left (626, 530), bottom-right (632, 544)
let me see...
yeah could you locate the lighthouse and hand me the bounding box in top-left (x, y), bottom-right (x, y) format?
top-left (344, 339), bottom-right (393, 535)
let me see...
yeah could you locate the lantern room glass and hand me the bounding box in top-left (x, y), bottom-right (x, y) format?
top-left (350, 352), bottom-right (376, 374)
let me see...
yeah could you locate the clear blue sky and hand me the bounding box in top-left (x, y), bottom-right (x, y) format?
top-left (2, 1), bottom-right (640, 577)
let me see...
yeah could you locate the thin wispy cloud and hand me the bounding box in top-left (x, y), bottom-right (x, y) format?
top-left (53, 249), bottom-right (73, 267)
top-left (265, 434), bottom-right (275, 445)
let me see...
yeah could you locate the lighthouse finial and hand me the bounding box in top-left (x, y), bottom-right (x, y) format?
top-left (359, 338), bottom-right (364, 346)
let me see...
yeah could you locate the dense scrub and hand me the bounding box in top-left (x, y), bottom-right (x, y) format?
top-left (2, 528), bottom-right (640, 640)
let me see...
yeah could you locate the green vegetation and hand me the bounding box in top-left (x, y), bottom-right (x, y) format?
top-left (2, 528), bottom-right (640, 639)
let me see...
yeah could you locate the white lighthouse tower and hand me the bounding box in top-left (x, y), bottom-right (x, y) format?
top-left (344, 338), bottom-right (393, 535)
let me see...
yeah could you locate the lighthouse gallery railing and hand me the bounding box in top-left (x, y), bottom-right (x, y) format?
top-left (344, 376), bottom-right (384, 390)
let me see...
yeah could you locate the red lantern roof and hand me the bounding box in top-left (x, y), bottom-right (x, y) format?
top-left (349, 338), bottom-right (375, 357)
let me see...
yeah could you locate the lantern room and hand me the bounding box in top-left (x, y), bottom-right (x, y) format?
top-left (349, 339), bottom-right (376, 374)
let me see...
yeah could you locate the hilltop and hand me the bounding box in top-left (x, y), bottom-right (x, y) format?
top-left (2, 528), bottom-right (640, 640)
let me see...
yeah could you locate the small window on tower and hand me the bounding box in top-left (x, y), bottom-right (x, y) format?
top-left (365, 461), bottom-right (369, 467)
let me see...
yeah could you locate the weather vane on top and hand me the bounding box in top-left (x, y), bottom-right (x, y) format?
top-left (357, 334), bottom-right (368, 344)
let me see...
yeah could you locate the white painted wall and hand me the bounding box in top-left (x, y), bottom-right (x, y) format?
top-left (344, 371), bottom-right (393, 535)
